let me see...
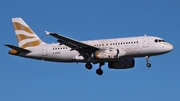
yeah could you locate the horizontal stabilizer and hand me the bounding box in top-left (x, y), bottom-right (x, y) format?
top-left (4, 44), bottom-right (31, 53)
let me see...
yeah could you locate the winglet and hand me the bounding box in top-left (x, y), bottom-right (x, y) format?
top-left (45, 31), bottom-right (50, 36)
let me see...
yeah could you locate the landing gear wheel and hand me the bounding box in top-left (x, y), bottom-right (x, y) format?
top-left (96, 68), bottom-right (103, 75)
top-left (85, 63), bottom-right (92, 70)
top-left (146, 63), bottom-right (151, 67)
top-left (145, 56), bottom-right (151, 68)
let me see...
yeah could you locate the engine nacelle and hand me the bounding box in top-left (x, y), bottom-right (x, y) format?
top-left (108, 58), bottom-right (135, 69)
top-left (92, 49), bottom-right (126, 59)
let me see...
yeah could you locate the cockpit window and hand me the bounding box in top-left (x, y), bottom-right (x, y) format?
top-left (154, 39), bottom-right (158, 43)
top-left (154, 39), bottom-right (166, 43)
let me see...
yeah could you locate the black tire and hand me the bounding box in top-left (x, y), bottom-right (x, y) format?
top-left (96, 68), bottom-right (103, 75)
top-left (146, 63), bottom-right (151, 67)
top-left (85, 63), bottom-right (92, 70)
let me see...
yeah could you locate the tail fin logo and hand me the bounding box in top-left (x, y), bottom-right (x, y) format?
top-left (12, 18), bottom-right (43, 48)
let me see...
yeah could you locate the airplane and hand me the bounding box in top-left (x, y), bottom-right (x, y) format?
top-left (4, 17), bottom-right (173, 75)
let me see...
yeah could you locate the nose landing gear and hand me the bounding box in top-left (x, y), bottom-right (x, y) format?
top-left (145, 56), bottom-right (151, 67)
top-left (146, 63), bottom-right (151, 67)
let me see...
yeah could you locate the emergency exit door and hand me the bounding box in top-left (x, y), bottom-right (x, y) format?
top-left (143, 36), bottom-right (149, 48)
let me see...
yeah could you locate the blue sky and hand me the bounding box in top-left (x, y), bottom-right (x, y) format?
top-left (0, 0), bottom-right (180, 101)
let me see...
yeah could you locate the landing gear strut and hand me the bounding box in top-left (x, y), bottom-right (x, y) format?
top-left (145, 56), bottom-right (151, 67)
top-left (96, 62), bottom-right (104, 75)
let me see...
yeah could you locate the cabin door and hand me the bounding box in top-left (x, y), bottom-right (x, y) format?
top-left (42, 45), bottom-right (47, 56)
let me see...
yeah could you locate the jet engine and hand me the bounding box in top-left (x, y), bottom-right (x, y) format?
top-left (92, 49), bottom-right (126, 59)
top-left (108, 58), bottom-right (135, 69)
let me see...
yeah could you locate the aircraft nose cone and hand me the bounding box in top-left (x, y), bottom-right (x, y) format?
top-left (166, 43), bottom-right (173, 52)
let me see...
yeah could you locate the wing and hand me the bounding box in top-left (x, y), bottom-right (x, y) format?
top-left (46, 31), bottom-right (99, 56)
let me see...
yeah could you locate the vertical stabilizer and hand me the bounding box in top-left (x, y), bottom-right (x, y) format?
top-left (12, 18), bottom-right (46, 49)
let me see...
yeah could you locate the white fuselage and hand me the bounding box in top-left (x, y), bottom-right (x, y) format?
top-left (25, 36), bottom-right (173, 63)
top-left (7, 17), bottom-right (174, 75)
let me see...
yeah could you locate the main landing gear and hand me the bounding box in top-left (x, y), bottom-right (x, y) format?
top-left (96, 62), bottom-right (104, 75)
top-left (85, 62), bottom-right (105, 75)
top-left (85, 63), bottom-right (92, 70)
top-left (145, 56), bottom-right (151, 67)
